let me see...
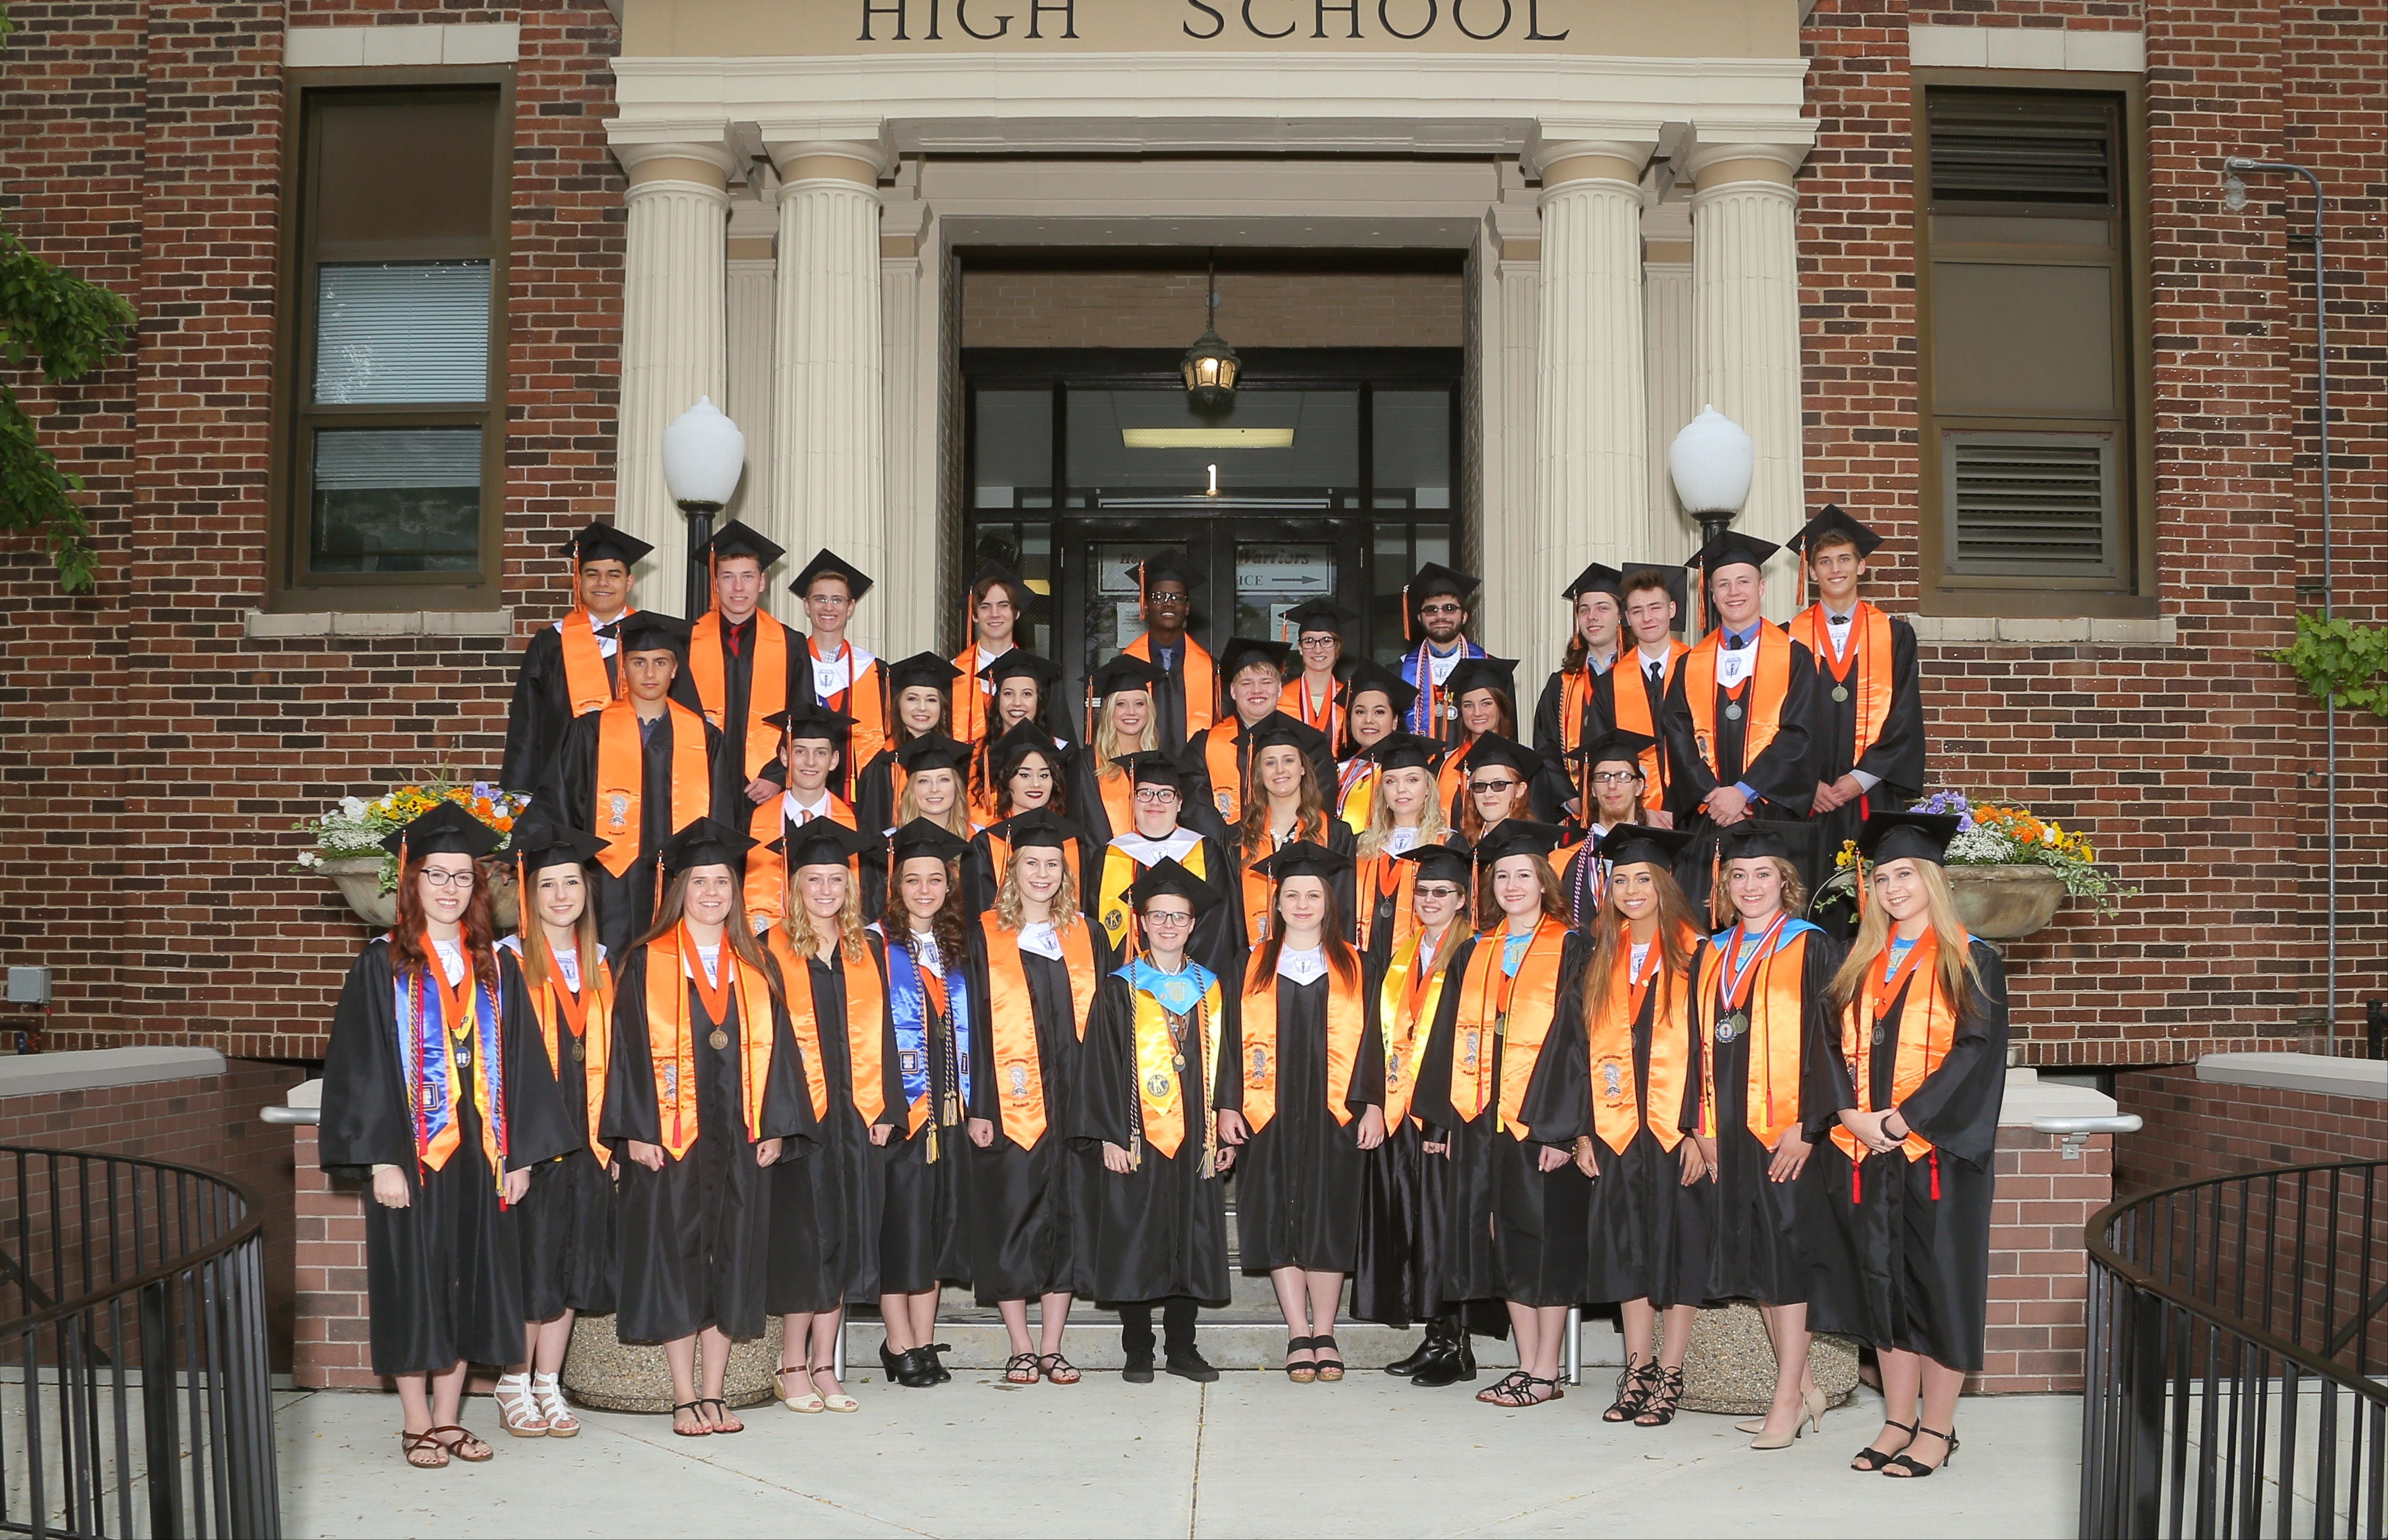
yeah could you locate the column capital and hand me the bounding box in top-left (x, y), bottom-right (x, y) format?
top-left (1683, 133), bottom-right (1814, 194)
top-left (610, 132), bottom-right (738, 194)
top-left (762, 124), bottom-right (896, 187)
top-left (1524, 124), bottom-right (1659, 189)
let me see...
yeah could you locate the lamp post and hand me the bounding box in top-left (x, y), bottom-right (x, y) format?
top-left (1667, 404), bottom-right (1756, 632)
top-left (661, 396), bottom-right (747, 619)
top-left (2223, 155), bottom-right (2342, 1051)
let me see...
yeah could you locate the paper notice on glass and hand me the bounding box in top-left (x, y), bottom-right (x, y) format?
top-left (1115, 601), bottom-right (1145, 650)
top-left (1237, 545), bottom-right (1333, 598)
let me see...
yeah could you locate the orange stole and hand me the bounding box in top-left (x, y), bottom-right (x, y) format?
top-left (1094, 770), bottom-right (1135, 840)
top-left (1831, 929), bottom-right (1963, 1163)
top-left (1695, 929), bottom-right (1814, 1149)
top-left (1353, 847), bottom-right (1419, 955)
top-left (1125, 633), bottom-right (1214, 737)
top-left (781, 932), bottom-right (890, 1126)
top-left (753, 797), bottom-right (857, 927)
top-left (593, 701), bottom-right (709, 878)
top-left (1377, 928), bottom-right (1453, 1128)
top-left (1436, 737), bottom-right (1475, 821)
top-left (809, 640), bottom-right (887, 800)
top-left (527, 947), bottom-right (614, 1166)
top-left (983, 830), bottom-right (1082, 897)
top-left (1588, 924), bottom-right (1696, 1155)
top-left (687, 612), bottom-right (791, 765)
top-left (1449, 917), bottom-right (1568, 1139)
top-left (978, 912), bottom-right (1099, 1149)
top-left (950, 644), bottom-right (993, 743)
top-left (1238, 819), bottom-right (1328, 945)
top-left (640, 928), bottom-right (774, 1160)
top-left (1203, 719), bottom-right (1245, 822)
top-left (1611, 645), bottom-right (1687, 812)
top-left (557, 609), bottom-right (623, 716)
top-left (1279, 674), bottom-right (1343, 745)
top-left (1683, 624), bottom-right (1791, 793)
top-left (1790, 602), bottom-right (1896, 769)
top-left (1237, 954), bottom-right (1365, 1133)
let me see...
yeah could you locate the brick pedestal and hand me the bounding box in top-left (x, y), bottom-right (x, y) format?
top-left (289, 1122), bottom-right (382, 1391)
top-left (1976, 1126), bottom-right (2113, 1394)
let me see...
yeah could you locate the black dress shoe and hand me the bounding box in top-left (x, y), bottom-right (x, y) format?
top-left (879, 1340), bottom-right (904, 1380)
top-left (922, 1342), bottom-right (954, 1384)
top-left (1409, 1334), bottom-right (1478, 1388)
top-left (1164, 1347), bottom-right (1220, 1384)
top-left (1122, 1352), bottom-right (1156, 1384)
top-left (1384, 1327), bottom-right (1443, 1377)
top-left (893, 1347), bottom-right (942, 1388)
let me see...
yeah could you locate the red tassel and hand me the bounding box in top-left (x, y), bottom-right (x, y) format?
top-left (1851, 1161), bottom-right (1862, 1204)
top-left (1929, 1148), bottom-right (1940, 1202)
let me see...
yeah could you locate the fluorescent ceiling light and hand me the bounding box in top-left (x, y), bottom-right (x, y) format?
top-left (1121, 427), bottom-right (1295, 449)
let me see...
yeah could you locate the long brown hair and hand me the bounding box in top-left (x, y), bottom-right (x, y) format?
top-left (1240, 747), bottom-right (1331, 854)
top-left (882, 855), bottom-right (969, 972)
top-left (521, 859), bottom-right (603, 1001)
top-left (1457, 771), bottom-right (1533, 844)
top-left (637, 867), bottom-right (785, 1004)
top-left (1580, 860), bottom-right (1697, 1026)
top-left (1246, 882), bottom-right (1361, 992)
top-left (993, 743), bottom-right (1070, 820)
top-left (1826, 859), bottom-right (1984, 1024)
top-left (389, 856), bottom-right (499, 987)
top-left (1475, 852), bottom-right (1567, 930)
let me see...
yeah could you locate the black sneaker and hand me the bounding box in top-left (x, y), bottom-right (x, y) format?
top-left (1164, 1347), bottom-right (1220, 1384)
top-left (1122, 1352), bottom-right (1156, 1384)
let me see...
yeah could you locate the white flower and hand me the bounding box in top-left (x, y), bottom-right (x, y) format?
top-left (297, 851), bottom-right (318, 867)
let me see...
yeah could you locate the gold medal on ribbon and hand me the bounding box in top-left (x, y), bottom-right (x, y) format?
top-left (708, 1028), bottom-right (730, 1052)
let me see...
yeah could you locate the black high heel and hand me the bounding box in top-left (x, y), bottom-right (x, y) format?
top-left (1634, 1365), bottom-right (1686, 1428)
top-left (1851, 1419), bottom-right (1918, 1472)
top-left (1883, 1427), bottom-right (1958, 1477)
top-left (1603, 1360), bottom-right (1660, 1423)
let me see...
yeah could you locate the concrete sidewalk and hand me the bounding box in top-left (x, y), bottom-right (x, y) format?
top-left (276, 1371), bottom-right (2081, 1538)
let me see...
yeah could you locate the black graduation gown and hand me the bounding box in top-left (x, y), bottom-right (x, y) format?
top-left (1803, 614), bottom-right (1926, 858)
top-left (319, 941), bottom-right (575, 1375)
top-left (1683, 927), bottom-right (1842, 1307)
top-left (499, 941), bottom-right (621, 1320)
top-left (964, 929), bottom-right (1096, 1303)
top-left (1140, 640), bottom-right (1202, 757)
top-left (1660, 636), bottom-right (1823, 901)
top-left (1807, 940), bottom-right (2009, 1370)
top-left (1082, 829), bottom-right (1245, 981)
top-left (767, 939), bottom-right (906, 1312)
top-left (1409, 929), bottom-right (1593, 1308)
top-left (541, 709), bottom-right (726, 956)
top-left (1236, 818), bottom-right (1360, 949)
top-left (600, 944), bottom-right (813, 1342)
top-left (685, 613), bottom-right (803, 817)
top-left (1526, 960), bottom-right (1712, 1308)
top-left (1591, 656), bottom-right (1683, 810)
top-left (1219, 968), bottom-right (1384, 1275)
top-left (1075, 971), bottom-right (1233, 1305)
top-left (855, 749), bottom-right (901, 839)
top-left (502, 622), bottom-right (632, 796)
top-left (878, 937), bottom-right (971, 1296)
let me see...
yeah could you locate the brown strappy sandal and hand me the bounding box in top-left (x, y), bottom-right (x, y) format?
top-left (399, 1428), bottom-right (449, 1470)
top-left (427, 1425), bottom-right (492, 1462)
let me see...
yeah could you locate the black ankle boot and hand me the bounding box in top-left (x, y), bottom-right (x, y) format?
top-left (1409, 1326), bottom-right (1478, 1388)
top-left (1384, 1322), bottom-right (1445, 1377)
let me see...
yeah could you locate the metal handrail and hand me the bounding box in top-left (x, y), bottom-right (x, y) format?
top-left (0, 1148), bottom-right (265, 1339)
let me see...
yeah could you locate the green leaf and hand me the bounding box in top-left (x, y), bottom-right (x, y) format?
top-left (2271, 612), bottom-right (2388, 723)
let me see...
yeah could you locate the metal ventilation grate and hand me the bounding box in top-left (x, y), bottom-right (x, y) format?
top-left (1928, 94), bottom-right (2117, 208)
top-left (1948, 434), bottom-right (2115, 572)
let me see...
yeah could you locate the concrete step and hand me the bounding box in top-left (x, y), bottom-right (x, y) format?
top-left (847, 1312), bottom-right (1626, 1373)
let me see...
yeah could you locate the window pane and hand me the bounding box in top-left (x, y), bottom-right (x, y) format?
top-left (973, 391), bottom-right (1053, 508)
top-left (1066, 388), bottom-right (1357, 504)
top-left (309, 427), bottom-right (482, 573)
top-left (314, 262), bottom-right (491, 405)
top-left (1372, 390), bottom-right (1451, 509)
top-left (312, 93), bottom-right (498, 246)
top-left (1931, 262), bottom-right (2115, 416)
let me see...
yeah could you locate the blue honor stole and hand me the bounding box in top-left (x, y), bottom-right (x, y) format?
top-left (396, 958), bottom-right (507, 1197)
top-left (885, 937), bottom-right (971, 1148)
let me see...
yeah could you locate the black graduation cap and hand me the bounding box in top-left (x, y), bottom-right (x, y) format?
top-left (1394, 839), bottom-right (1475, 886)
top-left (1125, 856), bottom-right (1222, 917)
top-left (1280, 599), bottom-right (1356, 638)
top-left (1243, 711), bottom-right (1327, 757)
top-left (1112, 749), bottom-right (1195, 790)
top-left (1404, 562), bottom-right (1478, 609)
top-left (784, 819), bottom-right (882, 871)
top-left (1596, 823), bottom-right (1696, 872)
top-left (980, 649), bottom-right (1063, 693)
top-left (988, 806), bottom-right (1085, 851)
top-left (1339, 658), bottom-right (1419, 716)
top-left (884, 651), bottom-right (963, 695)
top-left (764, 701), bottom-right (853, 743)
top-left (1217, 636), bottom-right (1294, 682)
top-left (969, 559), bottom-right (1045, 614)
top-left (1574, 729), bottom-right (1656, 772)
top-left (608, 612), bottom-right (690, 654)
top-left (507, 808), bottom-right (610, 874)
top-left (1442, 655), bottom-right (1520, 703)
top-left (1857, 810), bottom-right (1961, 866)
top-left (1470, 819), bottom-right (1569, 865)
top-left (790, 548), bottom-right (874, 601)
top-left (1715, 820), bottom-right (1805, 865)
top-left (1132, 550), bottom-right (1204, 593)
top-left (702, 520), bottom-right (785, 570)
top-left (381, 799), bottom-right (503, 860)
top-left (895, 732), bottom-right (974, 775)
top-left (1562, 562), bottom-right (1626, 602)
top-left (660, 815), bottom-right (756, 875)
top-left (1788, 503), bottom-right (1883, 560)
top-left (1621, 563), bottom-right (1691, 622)
top-left (1461, 733), bottom-right (1545, 781)
top-left (555, 521), bottom-right (653, 568)
top-left (1090, 653), bottom-right (1167, 699)
top-left (1361, 731), bottom-right (1440, 773)
top-left (1686, 530), bottom-right (1781, 576)
top-left (988, 718), bottom-right (1064, 773)
top-left (1246, 840), bottom-right (1354, 884)
top-left (888, 817), bottom-right (973, 866)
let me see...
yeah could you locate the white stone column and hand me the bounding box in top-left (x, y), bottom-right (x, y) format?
top-left (879, 168), bottom-right (940, 660)
top-left (611, 139), bottom-right (734, 603)
top-left (1641, 198), bottom-right (1698, 566)
top-left (721, 189), bottom-right (777, 542)
top-left (1472, 183), bottom-right (1541, 670)
top-left (1530, 141), bottom-right (1653, 668)
top-left (1688, 139), bottom-right (1811, 616)
top-left (766, 134), bottom-right (895, 655)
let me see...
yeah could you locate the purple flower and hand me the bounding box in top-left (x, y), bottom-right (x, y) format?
top-left (1910, 790), bottom-right (1977, 832)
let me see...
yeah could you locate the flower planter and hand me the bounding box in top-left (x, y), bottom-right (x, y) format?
top-left (1946, 863), bottom-right (2066, 941)
top-left (315, 855), bottom-right (518, 932)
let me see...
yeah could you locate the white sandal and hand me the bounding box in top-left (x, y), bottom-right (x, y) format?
top-left (776, 1365), bottom-right (824, 1414)
top-left (532, 1372), bottom-right (578, 1437)
top-left (493, 1372), bottom-right (550, 1437)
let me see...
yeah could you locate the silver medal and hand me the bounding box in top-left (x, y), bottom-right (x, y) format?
top-left (1724, 702), bottom-right (1743, 722)
top-left (1832, 684), bottom-right (1851, 703)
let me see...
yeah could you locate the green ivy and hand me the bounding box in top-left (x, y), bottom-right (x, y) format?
top-left (2274, 612), bottom-right (2388, 721)
top-left (0, 7), bottom-right (139, 595)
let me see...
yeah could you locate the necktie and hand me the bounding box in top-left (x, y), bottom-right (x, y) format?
top-left (1647, 662), bottom-right (1662, 683)
top-left (1725, 634), bottom-right (1746, 651)
top-left (1829, 613), bottom-right (1850, 626)
top-left (728, 623), bottom-right (742, 658)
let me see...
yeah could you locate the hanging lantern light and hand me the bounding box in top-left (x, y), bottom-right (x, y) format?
top-left (1180, 251), bottom-right (1239, 410)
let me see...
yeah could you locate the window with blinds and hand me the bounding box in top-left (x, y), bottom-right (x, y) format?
top-left (1915, 84), bottom-right (2148, 609)
top-left (278, 84), bottom-right (507, 597)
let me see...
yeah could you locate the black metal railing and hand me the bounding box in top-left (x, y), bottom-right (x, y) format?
top-left (1, 1146), bottom-right (280, 1539)
top-left (2082, 1159), bottom-right (2386, 1538)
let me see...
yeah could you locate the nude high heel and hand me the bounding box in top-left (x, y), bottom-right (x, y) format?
top-left (1738, 1383), bottom-right (1827, 1436)
top-left (1747, 1385), bottom-right (1827, 1448)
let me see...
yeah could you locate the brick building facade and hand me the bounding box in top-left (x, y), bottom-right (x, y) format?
top-left (0, 0), bottom-right (2379, 1080)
